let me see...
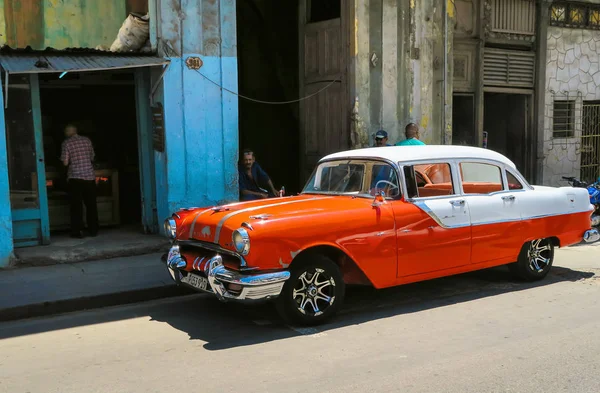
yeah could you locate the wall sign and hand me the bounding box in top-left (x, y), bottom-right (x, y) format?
top-left (151, 103), bottom-right (165, 152)
top-left (185, 56), bottom-right (203, 70)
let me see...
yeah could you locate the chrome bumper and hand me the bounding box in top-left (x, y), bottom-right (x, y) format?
top-left (165, 247), bottom-right (290, 302)
top-left (583, 228), bottom-right (600, 243)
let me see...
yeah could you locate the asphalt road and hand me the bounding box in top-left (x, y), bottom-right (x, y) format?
top-left (1, 243), bottom-right (599, 393)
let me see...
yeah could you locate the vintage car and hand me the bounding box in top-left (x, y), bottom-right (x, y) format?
top-left (163, 145), bottom-right (599, 325)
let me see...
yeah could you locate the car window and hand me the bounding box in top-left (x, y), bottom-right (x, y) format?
top-left (506, 170), bottom-right (524, 190)
top-left (410, 163), bottom-right (455, 197)
top-left (370, 163), bottom-right (400, 198)
top-left (305, 162), bottom-right (365, 194)
top-left (459, 162), bottom-right (503, 194)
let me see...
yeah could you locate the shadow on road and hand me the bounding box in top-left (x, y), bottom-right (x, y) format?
top-left (0, 265), bottom-right (595, 347)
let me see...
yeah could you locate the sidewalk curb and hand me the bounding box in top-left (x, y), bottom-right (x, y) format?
top-left (0, 284), bottom-right (193, 323)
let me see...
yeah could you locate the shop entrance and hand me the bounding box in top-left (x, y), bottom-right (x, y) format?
top-left (3, 67), bottom-right (157, 249)
top-left (39, 70), bottom-right (142, 235)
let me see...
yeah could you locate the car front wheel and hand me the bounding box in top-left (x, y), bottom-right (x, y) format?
top-left (508, 238), bottom-right (555, 281)
top-left (275, 254), bottom-right (345, 326)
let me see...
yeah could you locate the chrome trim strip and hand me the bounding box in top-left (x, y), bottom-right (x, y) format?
top-left (188, 208), bottom-right (212, 238)
top-left (213, 197), bottom-right (333, 243)
top-left (413, 201), bottom-right (592, 229)
top-left (470, 218), bottom-right (522, 226)
top-left (412, 201), bottom-right (470, 229)
top-left (177, 239), bottom-right (256, 269)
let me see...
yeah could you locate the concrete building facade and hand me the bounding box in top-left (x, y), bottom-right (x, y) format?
top-left (543, 0), bottom-right (600, 186)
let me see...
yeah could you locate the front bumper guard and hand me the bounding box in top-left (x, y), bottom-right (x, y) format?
top-left (583, 228), bottom-right (600, 243)
top-left (166, 250), bottom-right (290, 301)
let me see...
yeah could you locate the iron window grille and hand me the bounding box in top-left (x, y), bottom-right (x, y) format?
top-left (553, 100), bottom-right (576, 139)
top-left (550, 2), bottom-right (600, 29)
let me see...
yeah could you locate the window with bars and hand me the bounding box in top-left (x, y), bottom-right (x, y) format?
top-left (550, 2), bottom-right (600, 29)
top-left (553, 100), bottom-right (576, 138)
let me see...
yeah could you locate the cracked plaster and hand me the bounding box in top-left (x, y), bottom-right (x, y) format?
top-left (544, 26), bottom-right (600, 186)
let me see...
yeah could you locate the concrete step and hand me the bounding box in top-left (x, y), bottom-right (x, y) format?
top-left (0, 253), bottom-right (191, 322)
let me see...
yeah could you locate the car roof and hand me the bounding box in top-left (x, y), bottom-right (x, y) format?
top-left (321, 145), bottom-right (517, 169)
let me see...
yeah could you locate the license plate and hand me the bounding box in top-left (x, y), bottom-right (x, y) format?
top-left (182, 273), bottom-right (209, 291)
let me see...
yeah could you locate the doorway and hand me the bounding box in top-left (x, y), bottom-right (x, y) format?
top-left (236, 0), bottom-right (347, 194)
top-left (483, 92), bottom-right (532, 179)
top-left (236, 0), bottom-right (301, 193)
top-left (38, 70), bottom-right (144, 235)
top-left (452, 94), bottom-right (476, 146)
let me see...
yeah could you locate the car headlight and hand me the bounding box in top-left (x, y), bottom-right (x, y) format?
top-left (232, 228), bottom-right (250, 255)
top-left (164, 218), bottom-right (177, 239)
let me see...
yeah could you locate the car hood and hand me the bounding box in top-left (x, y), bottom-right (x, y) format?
top-left (176, 194), bottom-right (341, 245)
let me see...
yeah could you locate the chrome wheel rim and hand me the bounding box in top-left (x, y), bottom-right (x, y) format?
top-left (293, 268), bottom-right (336, 317)
top-left (527, 239), bottom-right (552, 272)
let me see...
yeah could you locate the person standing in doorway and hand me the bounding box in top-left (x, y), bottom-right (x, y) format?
top-left (395, 123), bottom-right (426, 146)
top-left (374, 130), bottom-right (392, 147)
top-left (60, 124), bottom-right (98, 238)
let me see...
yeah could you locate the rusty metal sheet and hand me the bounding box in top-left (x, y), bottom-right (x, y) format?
top-left (1, 0), bottom-right (147, 50)
top-left (0, 54), bottom-right (167, 74)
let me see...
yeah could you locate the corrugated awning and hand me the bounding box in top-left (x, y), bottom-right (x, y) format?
top-left (0, 53), bottom-right (169, 74)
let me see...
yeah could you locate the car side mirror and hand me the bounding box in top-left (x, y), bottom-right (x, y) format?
top-left (403, 166), bottom-right (418, 200)
top-left (372, 191), bottom-right (386, 207)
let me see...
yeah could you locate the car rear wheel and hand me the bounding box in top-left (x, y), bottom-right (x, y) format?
top-left (275, 254), bottom-right (345, 326)
top-left (508, 238), bottom-right (554, 281)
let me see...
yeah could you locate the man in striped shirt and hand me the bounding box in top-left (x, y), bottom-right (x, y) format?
top-left (61, 124), bottom-right (98, 238)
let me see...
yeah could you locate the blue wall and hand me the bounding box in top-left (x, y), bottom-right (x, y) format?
top-left (155, 0), bottom-right (239, 230)
top-left (0, 85), bottom-right (15, 267)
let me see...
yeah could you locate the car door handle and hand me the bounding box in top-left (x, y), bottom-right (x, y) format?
top-left (449, 199), bottom-right (465, 207)
top-left (502, 195), bottom-right (516, 202)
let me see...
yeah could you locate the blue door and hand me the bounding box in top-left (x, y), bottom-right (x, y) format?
top-left (3, 73), bottom-right (50, 247)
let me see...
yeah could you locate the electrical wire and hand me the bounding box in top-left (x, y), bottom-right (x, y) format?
top-left (192, 69), bottom-right (340, 105)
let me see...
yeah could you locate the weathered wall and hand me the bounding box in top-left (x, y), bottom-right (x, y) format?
top-left (0, 79), bottom-right (14, 267)
top-left (0, 0), bottom-right (147, 50)
top-left (543, 26), bottom-right (600, 186)
top-left (153, 0), bottom-right (238, 227)
top-left (350, 0), bottom-right (453, 147)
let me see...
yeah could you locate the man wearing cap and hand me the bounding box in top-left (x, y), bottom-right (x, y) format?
top-left (371, 129), bottom-right (396, 193)
top-left (374, 130), bottom-right (392, 147)
top-left (396, 123), bottom-right (426, 146)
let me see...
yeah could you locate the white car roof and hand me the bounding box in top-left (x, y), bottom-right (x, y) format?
top-left (321, 145), bottom-right (517, 169)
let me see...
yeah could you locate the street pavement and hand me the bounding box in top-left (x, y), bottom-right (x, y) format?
top-left (1, 243), bottom-right (599, 393)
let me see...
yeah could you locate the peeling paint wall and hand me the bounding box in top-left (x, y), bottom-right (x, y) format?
top-left (153, 0), bottom-right (239, 229)
top-left (0, 0), bottom-right (148, 50)
top-left (350, 0), bottom-right (453, 147)
top-left (543, 26), bottom-right (600, 186)
top-left (0, 79), bottom-right (14, 268)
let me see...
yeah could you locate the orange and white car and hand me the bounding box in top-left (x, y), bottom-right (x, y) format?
top-left (163, 145), bottom-right (599, 325)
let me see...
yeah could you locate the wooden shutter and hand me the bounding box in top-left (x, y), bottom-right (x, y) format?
top-left (483, 48), bottom-right (535, 88)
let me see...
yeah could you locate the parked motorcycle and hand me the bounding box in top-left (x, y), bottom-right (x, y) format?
top-left (562, 176), bottom-right (600, 227)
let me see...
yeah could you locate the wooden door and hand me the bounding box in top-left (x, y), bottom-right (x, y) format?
top-left (3, 73), bottom-right (50, 247)
top-left (299, 0), bottom-right (348, 186)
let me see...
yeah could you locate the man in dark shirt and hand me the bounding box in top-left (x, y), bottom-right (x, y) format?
top-left (238, 149), bottom-right (279, 201)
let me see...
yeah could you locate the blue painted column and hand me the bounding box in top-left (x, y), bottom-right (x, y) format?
top-left (155, 0), bottom-right (239, 230)
top-left (0, 83), bottom-right (15, 267)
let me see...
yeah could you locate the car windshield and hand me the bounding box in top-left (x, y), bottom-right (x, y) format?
top-left (302, 159), bottom-right (401, 198)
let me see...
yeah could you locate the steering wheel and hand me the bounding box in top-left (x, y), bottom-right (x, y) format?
top-left (374, 180), bottom-right (399, 197)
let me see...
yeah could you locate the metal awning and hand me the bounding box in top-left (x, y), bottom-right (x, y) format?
top-left (0, 53), bottom-right (169, 74)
